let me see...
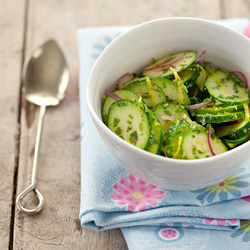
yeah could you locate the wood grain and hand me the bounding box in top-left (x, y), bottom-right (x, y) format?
top-left (222, 0), bottom-right (250, 18)
top-left (13, 0), bottom-right (128, 249)
top-left (7, 0), bottom-right (246, 249)
top-left (0, 1), bottom-right (25, 249)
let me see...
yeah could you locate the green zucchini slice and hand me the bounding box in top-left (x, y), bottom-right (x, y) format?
top-left (107, 99), bottom-right (150, 149)
top-left (142, 51), bottom-right (197, 78)
top-left (124, 79), bottom-right (166, 108)
top-left (204, 69), bottom-right (249, 106)
top-left (182, 130), bottom-right (228, 159)
top-left (146, 110), bottom-right (164, 154)
top-left (215, 117), bottom-right (250, 139)
top-left (153, 102), bottom-right (191, 134)
top-left (193, 104), bottom-right (244, 115)
top-left (193, 111), bottom-right (245, 125)
top-left (178, 67), bottom-right (200, 85)
top-left (166, 120), bottom-right (202, 158)
top-left (149, 77), bottom-right (191, 105)
top-left (223, 133), bottom-right (250, 148)
top-left (102, 89), bottom-right (141, 124)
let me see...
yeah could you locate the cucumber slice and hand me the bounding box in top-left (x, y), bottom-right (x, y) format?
top-left (149, 77), bottom-right (191, 105)
top-left (194, 66), bottom-right (209, 91)
top-left (102, 89), bottom-right (141, 124)
top-left (142, 51), bottom-right (197, 78)
top-left (223, 133), bottom-right (250, 148)
top-left (193, 104), bottom-right (244, 115)
top-left (215, 117), bottom-right (250, 139)
top-left (124, 79), bottom-right (166, 108)
top-left (193, 111), bottom-right (245, 125)
top-left (146, 110), bottom-right (164, 154)
top-left (153, 102), bottom-right (191, 134)
top-left (166, 120), bottom-right (201, 158)
top-left (204, 69), bottom-right (249, 105)
top-left (178, 68), bottom-right (200, 85)
top-left (107, 99), bottom-right (150, 149)
top-left (182, 130), bottom-right (228, 159)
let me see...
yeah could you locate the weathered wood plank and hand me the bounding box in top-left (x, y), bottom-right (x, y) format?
top-left (0, 1), bottom-right (25, 249)
top-left (222, 0), bottom-right (250, 18)
top-left (13, 0), bottom-right (222, 249)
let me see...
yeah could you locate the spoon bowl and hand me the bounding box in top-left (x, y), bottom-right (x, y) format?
top-left (16, 40), bottom-right (69, 215)
top-left (22, 40), bottom-right (69, 106)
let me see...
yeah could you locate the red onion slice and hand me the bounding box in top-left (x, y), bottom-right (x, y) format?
top-left (232, 71), bottom-right (248, 89)
top-left (104, 90), bottom-right (122, 101)
top-left (186, 99), bottom-right (212, 110)
top-left (143, 57), bottom-right (184, 72)
top-left (117, 72), bottom-right (134, 89)
top-left (208, 125), bottom-right (216, 156)
top-left (195, 50), bottom-right (206, 63)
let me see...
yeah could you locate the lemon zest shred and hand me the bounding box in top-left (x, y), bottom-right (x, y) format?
top-left (173, 136), bottom-right (183, 159)
top-left (138, 90), bottom-right (143, 97)
top-left (206, 68), bottom-right (228, 94)
top-left (243, 103), bottom-right (250, 121)
top-left (193, 88), bottom-right (198, 97)
top-left (154, 54), bottom-right (174, 66)
top-left (162, 145), bottom-right (169, 157)
top-left (100, 93), bottom-right (106, 99)
top-left (146, 77), bottom-right (157, 107)
top-left (137, 96), bottom-right (143, 104)
top-left (127, 136), bottom-right (131, 144)
top-left (170, 67), bottom-right (187, 105)
top-left (161, 122), bottom-right (171, 131)
top-left (161, 120), bottom-right (175, 133)
top-left (228, 143), bottom-right (236, 149)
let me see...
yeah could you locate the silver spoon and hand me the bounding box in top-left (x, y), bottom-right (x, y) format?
top-left (16, 40), bottom-right (69, 215)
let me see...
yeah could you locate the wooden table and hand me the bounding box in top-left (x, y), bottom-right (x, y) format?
top-left (1, 0), bottom-right (249, 249)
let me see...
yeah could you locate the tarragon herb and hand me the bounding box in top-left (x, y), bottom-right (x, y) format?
top-left (113, 118), bottom-right (120, 127)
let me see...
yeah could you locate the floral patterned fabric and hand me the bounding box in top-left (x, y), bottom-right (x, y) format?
top-left (78, 18), bottom-right (250, 249)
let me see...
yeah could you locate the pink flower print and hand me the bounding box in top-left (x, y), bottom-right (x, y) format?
top-left (243, 25), bottom-right (250, 38)
top-left (110, 174), bottom-right (166, 211)
top-left (159, 228), bottom-right (180, 240)
top-left (205, 218), bottom-right (238, 226)
top-left (241, 196), bottom-right (250, 202)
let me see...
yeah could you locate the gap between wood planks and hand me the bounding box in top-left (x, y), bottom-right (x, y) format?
top-left (220, 0), bottom-right (227, 19)
top-left (8, 0), bottom-right (29, 249)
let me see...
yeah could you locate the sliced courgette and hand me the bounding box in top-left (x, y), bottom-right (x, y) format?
top-left (215, 117), bottom-right (250, 139)
top-left (177, 67), bottom-right (200, 85)
top-left (166, 120), bottom-right (202, 158)
top-left (182, 130), bottom-right (228, 159)
top-left (142, 51), bottom-right (197, 78)
top-left (146, 110), bottom-right (164, 154)
top-left (223, 133), bottom-right (250, 148)
top-left (193, 111), bottom-right (245, 125)
top-left (153, 102), bottom-right (191, 134)
top-left (124, 78), bottom-right (166, 108)
top-left (194, 65), bottom-right (209, 91)
top-left (149, 77), bottom-right (191, 105)
top-left (107, 99), bottom-right (150, 149)
top-left (102, 89), bottom-right (141, 124)
top-left (204, 69), bottom-right (249, 106)
top-left (193, 104), bottom-right (244, 115)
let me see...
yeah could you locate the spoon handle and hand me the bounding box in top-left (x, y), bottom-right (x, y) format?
top-left (16, 105), bottom-right (46, 215)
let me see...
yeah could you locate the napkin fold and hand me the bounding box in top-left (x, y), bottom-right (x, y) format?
top-left (78, 18), bottom-right (250, 249)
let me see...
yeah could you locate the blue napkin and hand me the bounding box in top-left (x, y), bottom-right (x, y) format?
top-left (78, 18), bottom-right (250, 249)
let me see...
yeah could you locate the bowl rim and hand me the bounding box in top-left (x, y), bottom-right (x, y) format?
top-left (86, 17), bottom-right (250, 167)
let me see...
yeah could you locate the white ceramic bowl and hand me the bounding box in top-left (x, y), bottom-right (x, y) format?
top-left (86, 17), bottom-right (250, 190)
